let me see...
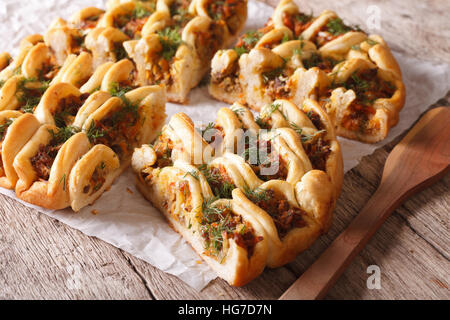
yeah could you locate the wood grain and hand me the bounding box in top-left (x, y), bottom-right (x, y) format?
top-left (0, 0), bottom-right (449, 300)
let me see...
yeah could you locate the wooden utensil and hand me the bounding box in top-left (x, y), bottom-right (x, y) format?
top-left (280, 106), bottom-right (450, 300)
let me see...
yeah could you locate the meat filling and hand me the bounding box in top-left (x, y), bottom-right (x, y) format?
top-left (207, 0), bottom-right (242, 35)
top-left (201, 202), bottom-right (262, 260)
top-left (245, 189), bottom-right (307, 239)
top-left (82, 161), bottom-right (107, 195)
top-left (87, 101), bottom-right (140, 159)
top-left (339, 69), bottom-right (396, 134)
top-left (54, 93), bottom-right (89, 127)
top-left (282, 12), bottom-right (313, 38)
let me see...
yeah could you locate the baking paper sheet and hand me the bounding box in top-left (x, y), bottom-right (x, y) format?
top-left (1, 0), bottom-right (449, 291)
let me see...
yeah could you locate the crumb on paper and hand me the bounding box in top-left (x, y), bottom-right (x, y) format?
top-left (196, 260), bottom-right (203, 264)
top-left (91, 209), bottom-right (99, 215)
top-left (126, 187), bottom-right (133, 194)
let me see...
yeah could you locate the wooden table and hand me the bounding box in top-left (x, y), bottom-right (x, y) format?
top-left (0, 0), bottom-right (449, 300)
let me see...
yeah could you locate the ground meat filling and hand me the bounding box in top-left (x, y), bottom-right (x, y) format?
top-left (195, 22), bottom-right (224, 61)
top-left (233, 28), bottom-right (267, 55)
top-left (170, 0), bottom-right (194, 28)
top-left (282, 12), bottom-right (313, 38)
top-left (339, 69), bottom-right (396, 134)
top-left (113, 4), bottom-right (155, 38)
top-left (80, 15), bottom-right (102, 31)
top-left (207, 164), bottom-right (236, 199)
top-left (207, 0), bottom-right (242, 35)
top-left (16, 80), bottom-right (50, 113)
top-left (213, 69), bottom-right (241, 94)
top-left (88, 103), bottom-right (140, 159)
top-left (83, 162), bottom-right (107, 195)
top-left (262, 67), bottom-right (292, 100)
top-left (0, 118), bottom-right (14, 169)
top-left (242, 137), bottom-right (289, 182)
top-left (246, 189), bottom-right (307, 239)
top-left (54, 93), bottom-right (89, 127)
top-left (299, 110), bottom-right (331, 171)
top-left (302, 130), bottom-right (331, 171)
top-left (300, 52), bottom-right (340, 73)
top-left (30, 143), bottom-right (61, 181)
top-left (200, 202), bottom-right (262, 260)
top-left (152, 135), bottom-right (174, 169)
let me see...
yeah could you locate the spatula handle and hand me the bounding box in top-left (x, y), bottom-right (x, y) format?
top-left (279, 186), bottom-right (402, 300)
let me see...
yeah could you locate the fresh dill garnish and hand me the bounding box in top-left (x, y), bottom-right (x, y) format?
top-left (261, 67), bottom-right (285, 83)
top-left (133, 5), bottom-right (152, 19)
top-left (157, 26), bottom-right (183, 61)
top-left (301, 129), bottom-right (326, 143)
top-left (0, 118), bottom-right (13, 138)
top-left (281, 32), bottom-right (291, 43)
top-left (198, 164), bottom-right (235, 199)
top-left (113, 42), bottom-right (128, 60)
top-left (86, 121), bottom-right (106, 143)
top-left (292, 42), bottom-right (305, 58)
top-left (109, 82), bottom-right (134, 99)
top-left (231, 106), bottom-right (245, 116)
top-left (289, 121), bottom-right (303, 136)
top-left (200, 197), bottom-right (234, 256)
top-left (242, 30), bottom-right (262, 46)
top-left (348, 72), bottom-right (369, 93)
top-left (326, 18), bottom-right (351, 36)
top-left (243, 186), bottom-right (271, 203)
top-left (296, 12), bottom-right (313, 23)
top-left (49, 125), bottom-right (81, 145)
top-left (233, 46), bottom-right (247, 56)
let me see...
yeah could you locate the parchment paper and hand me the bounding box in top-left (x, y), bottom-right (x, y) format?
top-left (0, 0), bottom-right (449, 291)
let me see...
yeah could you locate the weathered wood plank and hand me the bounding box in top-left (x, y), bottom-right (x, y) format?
top-left (0, 195), bottom-right (154, 300)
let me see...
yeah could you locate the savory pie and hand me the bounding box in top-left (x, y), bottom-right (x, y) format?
top-left (132, 98), bottom-right (343, 285)
top-left (0, 50), bottom-right (166, 211)
top-left (209, 0), bottom-right (405, 143)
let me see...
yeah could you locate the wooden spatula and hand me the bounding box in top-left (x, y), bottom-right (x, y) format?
top-left (280, 106), bottom-right (450, 300)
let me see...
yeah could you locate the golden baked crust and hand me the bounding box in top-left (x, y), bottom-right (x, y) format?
top-left (132, 102), bottom-right (342, 284)
top-left (133, 147), bottom-right (268, 286)
top-left (209, 0), bottom-right (405, 143)
top-left (0, 56), bottom-right (166, 212)
top-left (121, 0), bottom-right (248, 103)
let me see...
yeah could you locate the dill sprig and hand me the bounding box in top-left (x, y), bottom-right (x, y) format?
top-left (0, 118), bottom-right (13, 138)
top-left (49, 125), bottom-right (80, 145)
top-left (243, 186), bottom-right (271, 203)
top-left (326, 18), bottom-right (351, 36)
top-left (198, 164), bottom-right (235, 199)
top-left (86, 121), bottom-right (106, 144)
top-left (157, 26), bottom-right (183, 61)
